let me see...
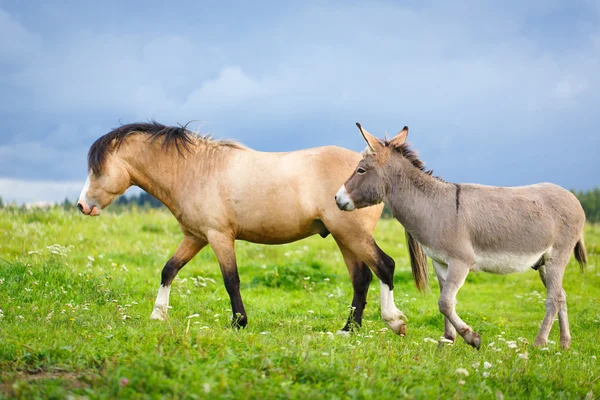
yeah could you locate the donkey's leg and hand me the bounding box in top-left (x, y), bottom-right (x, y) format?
top-left (537, 265), bottom-right (571, 349)
top-left (439, 260), bottom-right (480, 349)
top-left (150, 236), bottom-right (206, 320)
top-left (207, 231), bottom-right (248, 328)
top-left (432, 260), bottom-right (457, 342)
top-left (335, 240), bottom-right (373, 333)
top-left (534, 251), bottom-right (570, 348)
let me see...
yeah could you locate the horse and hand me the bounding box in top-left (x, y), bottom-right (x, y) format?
top-left (335, 122), bottom-right (587, 349)
top-left (77, 121), bottom-right (409, 335)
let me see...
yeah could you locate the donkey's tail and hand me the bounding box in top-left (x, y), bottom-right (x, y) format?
top-left (405, 231), bottom-right (429, 292)
top-left (574, 235), bottom-right (588, 273)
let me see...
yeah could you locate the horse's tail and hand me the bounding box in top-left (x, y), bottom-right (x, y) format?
top-left (405, 231), bottom-right (429, 292)
top-left (574, 234), bottom-right (588, 273)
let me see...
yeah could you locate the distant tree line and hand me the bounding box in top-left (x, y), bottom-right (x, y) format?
top-left (113, 191), bottom-right (164, 208)
top-left (0, 188), bottom-right (599, 223)
top-left (572, 188), bottom-right (600, 224)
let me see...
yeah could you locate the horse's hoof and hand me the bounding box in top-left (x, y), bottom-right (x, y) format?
top-left (560, 339), bottom-right (571, 350)
top-left (388, 320), bottom-right (406, 336)
top-left (149, 309), bottom-right (167, 321)
top-left (533, 337), bottom-right (547, 347)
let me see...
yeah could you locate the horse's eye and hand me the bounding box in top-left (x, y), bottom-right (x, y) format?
top-left (357, 167), bottom-right (366, 175)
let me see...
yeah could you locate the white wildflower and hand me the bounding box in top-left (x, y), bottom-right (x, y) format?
top-left (483, 372), bottom-right (490, 378)
top-left (260, 331), bottom-right (270, 335)
top-left (307, 310), bottom-right (314, 314)
top-left (484, 361), bottom-right (492, 369)
top-left (455, 368), bottom-right (469, 376)
top-left (472, 361), bottom-right (480, 369)
top-left (518, 353), bottom-right (529, 360)
top-left (424, 337), bottom-right (438, 343)
top-left (458, 380), bottom-right (466, 385)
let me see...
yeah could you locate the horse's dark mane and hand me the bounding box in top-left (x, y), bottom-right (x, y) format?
top-left (383, 139), bottom-right (444, 181)
top-left (88, 121), bottom-right (243, 174)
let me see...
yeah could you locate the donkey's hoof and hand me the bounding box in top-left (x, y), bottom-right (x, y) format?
top-left (464, 331), bottom-right (481, 350)
top-left (533, 337), bottom-right (547, 347)
top-left (560, 339), bottom-right (571, 350)
top-left (149, 308), bottom-right (167, 321)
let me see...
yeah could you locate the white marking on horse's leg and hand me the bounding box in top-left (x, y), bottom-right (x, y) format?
top-left (150, 284), bottom-right (171, 320)
top-left (379, 280), bottom-right (407, 335)
top-left (438, 261), bottom-right (480, 349)
top-left (335, 185), bottom-right (356, 211)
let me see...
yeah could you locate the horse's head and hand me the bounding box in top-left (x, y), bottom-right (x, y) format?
top-left (335, 123), bottom-right (408, 211)
top-left (77, 140), bottom-right (131, 216)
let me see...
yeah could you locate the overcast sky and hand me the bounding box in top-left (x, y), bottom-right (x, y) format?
top-left (0, 0), bottom-right (599, 204)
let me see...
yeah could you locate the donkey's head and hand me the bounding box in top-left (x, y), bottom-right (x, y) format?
top-left (77, 138), bottom-right (132, 216)
top-left (335, 123), bottom-right (408, 211)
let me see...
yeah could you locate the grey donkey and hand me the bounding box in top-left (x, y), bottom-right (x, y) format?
top-left (335, 123), bottom-right (587, 350)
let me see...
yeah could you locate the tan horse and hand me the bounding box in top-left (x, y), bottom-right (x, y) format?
top-left (336, 123), bottom-right (587, 349)
top-left (77, 121), bottom-right (409, 334)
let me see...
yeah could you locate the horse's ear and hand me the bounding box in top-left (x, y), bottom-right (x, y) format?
top-left (389, 126), bottom-right (408, 147)
top-left (356, 123), bottom-right (383, 153)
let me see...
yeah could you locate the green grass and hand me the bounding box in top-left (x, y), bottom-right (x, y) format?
top-left (0, 206), bottom-right (599, 399)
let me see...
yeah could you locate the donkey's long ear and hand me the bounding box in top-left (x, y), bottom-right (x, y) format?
top-left (389, 126), bottom-right (408, 148)
top-left (356, 122), bottom-right (383, 153)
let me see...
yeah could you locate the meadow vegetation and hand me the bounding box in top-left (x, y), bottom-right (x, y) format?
top-left (0, 206), bottom-right (599, 399)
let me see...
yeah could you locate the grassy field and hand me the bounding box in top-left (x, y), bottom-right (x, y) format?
top-left (0, 206), bottom-right (599, 399)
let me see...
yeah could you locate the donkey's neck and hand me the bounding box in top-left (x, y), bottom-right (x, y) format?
top-left (385, 159), bottom-right (455, 246)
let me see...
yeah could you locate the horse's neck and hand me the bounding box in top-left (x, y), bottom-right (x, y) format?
top-left (123, 147), bottom-right (197, 216)
top-left (385, 163), bottom-right (454, 245)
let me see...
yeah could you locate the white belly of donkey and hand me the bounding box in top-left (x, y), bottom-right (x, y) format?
top-left (422, 245), bottom-right (548, 274)
top-left (473, 249), bottom-right (548, 274)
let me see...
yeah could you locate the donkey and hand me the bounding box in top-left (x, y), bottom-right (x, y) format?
top-left (77, 121), bottom-right (409, 335)
top-left (335, 123), bottom-right (587, 349)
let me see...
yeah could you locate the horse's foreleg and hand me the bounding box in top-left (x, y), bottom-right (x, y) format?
top-left (150, 236), bottom-right (206, 320)
top-left (439, 260), bottom-right (480, 349)
top-left (534, 252), bottom-right (570, 348)
top-left (207, 231), bottom-right (248, 328)
top-left (335, 241), bottom-right (373, 333)
top-left (432, 260), bottom-right (457, 343)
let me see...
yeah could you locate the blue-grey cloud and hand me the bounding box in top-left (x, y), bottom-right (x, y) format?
top-left (0, 0), bottom-right (599, 203)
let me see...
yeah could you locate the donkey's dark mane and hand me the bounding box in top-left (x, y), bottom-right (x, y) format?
top-left (88, 121), bottom-right (243, 174)
top-left (383, 139), bottom-right (443, 181)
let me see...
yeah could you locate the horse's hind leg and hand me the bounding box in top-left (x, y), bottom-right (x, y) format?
top-left (150, 236), bottom-right (206, 320)
top-left (534, 251), bottom-right (570, 349)
top-left (432, 260), bottom-right (457, 343)
top-left (333, 233), bottom-right (406, 335)
top-left (335, 241), bottom-right (373, 333)
top-left (207, 231), bottom-right (248, 328)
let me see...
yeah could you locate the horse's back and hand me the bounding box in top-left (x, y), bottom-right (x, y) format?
top-left (221, 146), bottom-right (381, 243)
